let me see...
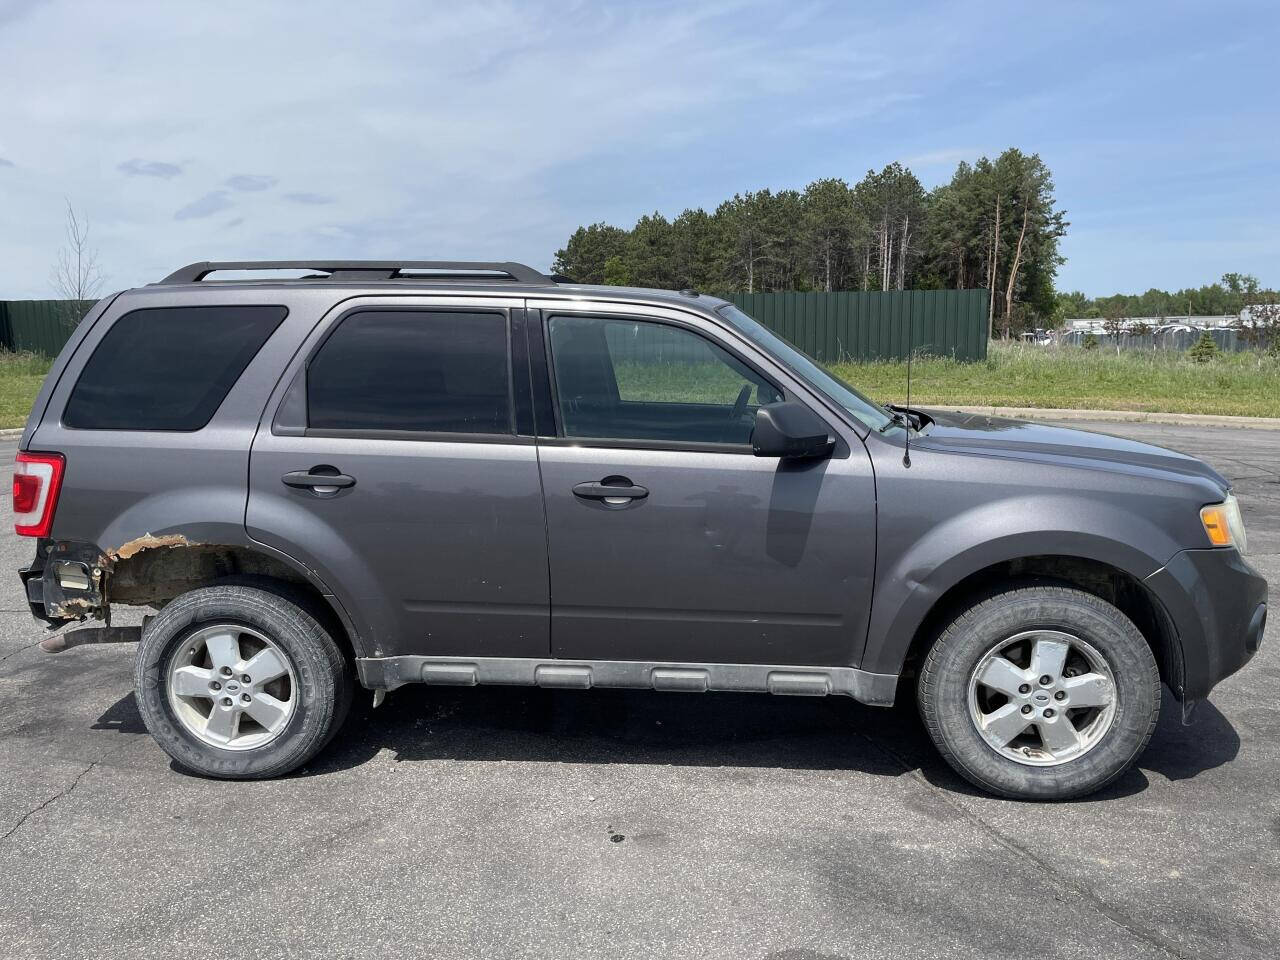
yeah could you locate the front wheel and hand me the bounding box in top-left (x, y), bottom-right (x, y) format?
top-left (135, 584), bottom-right (352, 779)
top-left (918, 585), bottom-right (1160, 800)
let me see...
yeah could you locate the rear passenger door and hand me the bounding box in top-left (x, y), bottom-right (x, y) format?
top-left (246, 298), bottom-right (549, 660)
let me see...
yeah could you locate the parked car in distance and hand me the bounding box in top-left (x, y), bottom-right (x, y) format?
top-left (15, 260), bottom-right (1268, 799)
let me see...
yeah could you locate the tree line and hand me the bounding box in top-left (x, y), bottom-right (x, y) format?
top-left (1055, 273), bottom-right (1280, 321)
top-left (552, 148), bottom-right (1067, 337)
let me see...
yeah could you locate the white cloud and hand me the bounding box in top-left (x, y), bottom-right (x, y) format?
top-left (3, 1), bottom-right (1279, 297)
top-left (0, 0), bottom-right (959, 296)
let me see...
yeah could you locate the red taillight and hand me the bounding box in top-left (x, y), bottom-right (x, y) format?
top-left (13, 474), bottom-right (40, 513)
top-left (13, 451), bottom-right (65, 537)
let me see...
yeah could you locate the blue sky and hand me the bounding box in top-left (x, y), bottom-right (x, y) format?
top-left (1, 0), bottom-right (1276, 299)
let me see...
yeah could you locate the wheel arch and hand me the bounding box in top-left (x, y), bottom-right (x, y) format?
top-left (888, 554), bottom-right (1181, 700)
top-left (108, 540), bottom-right (367, 663)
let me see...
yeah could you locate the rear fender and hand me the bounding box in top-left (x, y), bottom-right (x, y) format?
top-left (22, 528), bottom-right (367, 658)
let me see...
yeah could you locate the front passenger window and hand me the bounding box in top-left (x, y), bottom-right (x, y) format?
top-left (547, 315), bottom-right (782, 445)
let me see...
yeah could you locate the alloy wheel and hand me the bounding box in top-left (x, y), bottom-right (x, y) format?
top-left (166, 623), bottom-right (298, 751)
top-left (966, 629), bottom-right (1117, 766)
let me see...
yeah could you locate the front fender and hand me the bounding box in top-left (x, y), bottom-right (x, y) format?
top-left (858, 494), bottom-right (1179, 677)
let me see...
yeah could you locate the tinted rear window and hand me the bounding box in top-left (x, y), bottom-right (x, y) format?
top-left (306, 310), bottom-right (512, 434)
top-left (64, 305), bottom-right (287, 431)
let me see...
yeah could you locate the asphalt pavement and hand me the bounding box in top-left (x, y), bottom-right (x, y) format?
top-left (0, 421), bottom-right (1276, 960)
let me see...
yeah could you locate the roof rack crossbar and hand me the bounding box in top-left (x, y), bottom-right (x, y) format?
top-left (158, 260), bottom-right (554, 285)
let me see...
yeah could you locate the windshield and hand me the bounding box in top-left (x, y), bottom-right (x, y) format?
top-left (716, 304), bottom-right (895, 432)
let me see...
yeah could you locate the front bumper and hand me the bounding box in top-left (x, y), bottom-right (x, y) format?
top-left (1143, 547), bottom-right (1268, 702)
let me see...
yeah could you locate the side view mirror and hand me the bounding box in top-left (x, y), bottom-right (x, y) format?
top-left (751, 401), bottom-right (835, 460)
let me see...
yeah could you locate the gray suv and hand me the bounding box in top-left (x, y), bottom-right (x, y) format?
top-left (15, 260), bottom-right (1267, 799)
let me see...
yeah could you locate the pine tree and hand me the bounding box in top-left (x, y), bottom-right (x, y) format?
top-left (1188, 331), bottom-right (1220, 362)
top-left (549, 148), bottom-right (1069, 320)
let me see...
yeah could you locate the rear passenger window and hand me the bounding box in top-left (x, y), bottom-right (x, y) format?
top-left (64, 305), bottom-right (287, 431)
top-left (307, 310), bottom-right (512, 435)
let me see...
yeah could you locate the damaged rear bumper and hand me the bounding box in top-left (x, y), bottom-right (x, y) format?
top-left (20, 533), bottom-right (201, 626)
top-left (20, 539), bottom-right (111, 625)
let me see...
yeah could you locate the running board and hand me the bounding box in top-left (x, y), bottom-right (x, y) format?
top-left (356, 656), bottom-right (898, 707)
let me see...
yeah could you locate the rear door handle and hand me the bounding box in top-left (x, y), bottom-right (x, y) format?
top-left (572, 480), bottom-right (649, 502)
top-left (282, 469), bottom-right (356, 494)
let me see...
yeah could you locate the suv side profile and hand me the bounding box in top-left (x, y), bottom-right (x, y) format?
top-left (16, 260), bottom-right (1267, 799)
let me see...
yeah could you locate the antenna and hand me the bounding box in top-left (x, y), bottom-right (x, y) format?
top-left (903, 312), bottom-right (913, 468)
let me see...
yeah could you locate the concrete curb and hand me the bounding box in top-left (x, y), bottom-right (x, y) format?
top-left (935, 406), bottom-right (1280, 430)
top-left (0, 428), bottom-right (23, 439)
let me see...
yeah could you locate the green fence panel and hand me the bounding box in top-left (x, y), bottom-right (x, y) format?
top-left (727, 289), bottom-right (988, 362)
top-left (1, 291), bottom-right (989, 363)
top-left (0, 300), bottom-right (94, 356)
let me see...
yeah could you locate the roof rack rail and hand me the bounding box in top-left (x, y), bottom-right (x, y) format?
top-left (158, 260), bottom-right (554, 285)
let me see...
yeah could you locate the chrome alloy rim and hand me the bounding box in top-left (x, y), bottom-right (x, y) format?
top-left (166, 624), bottom-right (297, 751)
top-left (967, 630), bottom-right (1117, 766)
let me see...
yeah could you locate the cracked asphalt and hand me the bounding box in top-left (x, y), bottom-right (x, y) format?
top-left (0, 421), bottom-right (1276, 960)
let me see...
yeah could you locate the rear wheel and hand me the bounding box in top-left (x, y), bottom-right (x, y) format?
top-left (918, 585), bottom-right (1160, 800)
top-left (135, 584), bottom-right (352, 779)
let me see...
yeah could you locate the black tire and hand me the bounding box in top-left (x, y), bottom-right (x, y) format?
top-left (918, 585), bottom-right (1160, 800)
top-left (135, 583), bottom-right (353, 779)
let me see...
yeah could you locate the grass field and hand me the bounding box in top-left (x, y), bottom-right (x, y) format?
top-left (1, 342), bottom-right (1277, 429)
top-left (833, 343), bottom-right (1280, 418)
top-left (0, 352), bottom-right (53, 429)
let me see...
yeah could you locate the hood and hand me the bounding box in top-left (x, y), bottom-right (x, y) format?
top-left (912, 410), bottom-right (1229, 491)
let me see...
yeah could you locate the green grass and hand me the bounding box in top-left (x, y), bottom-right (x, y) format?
top-left (0, 351), bottom-right (52, 429)
top-left (1, 342), bottom-right (1277, 430)
top-left (614, 344), bottom-right (1280, 418)
top-left (831, 342), bottom-right (1280, 418)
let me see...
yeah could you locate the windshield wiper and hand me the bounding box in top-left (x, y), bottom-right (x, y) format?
top-left (879, 410), bottom-right (910, 433)
top-left (888, 404), bottom-right (927, 429)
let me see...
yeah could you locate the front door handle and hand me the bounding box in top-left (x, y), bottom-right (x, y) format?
top-left (282, 469), bottom-right (356, 495)
top-left (572, 479), bottom-right (649, 503)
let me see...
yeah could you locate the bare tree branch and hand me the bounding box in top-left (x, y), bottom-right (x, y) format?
top-left (50, 200), bottom-right (104, 323)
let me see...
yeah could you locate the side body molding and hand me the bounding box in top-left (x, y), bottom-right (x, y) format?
top-left (358, 655), bottom-right (900, 706)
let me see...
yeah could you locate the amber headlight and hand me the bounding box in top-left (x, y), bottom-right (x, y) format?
top-left (1200, 495), bottom-right (1247, 554)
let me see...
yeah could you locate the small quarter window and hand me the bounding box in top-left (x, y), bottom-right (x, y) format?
top-left (64, 305), bottom-right (286, 431)
top-left (307, 310), bottom-right (512, 435)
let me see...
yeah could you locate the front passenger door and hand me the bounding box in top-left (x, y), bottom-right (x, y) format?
top-left (534, 306), bottom-right (876, 668)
